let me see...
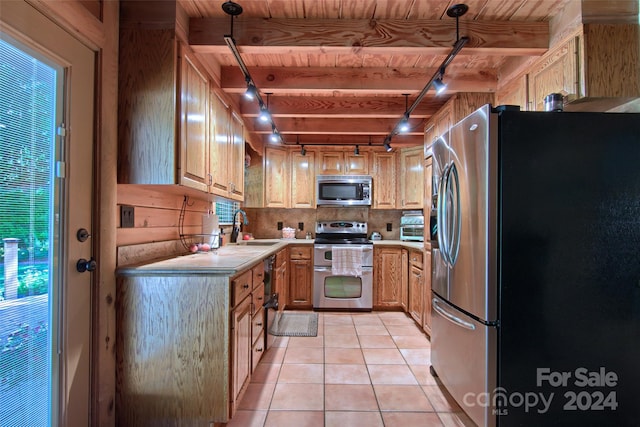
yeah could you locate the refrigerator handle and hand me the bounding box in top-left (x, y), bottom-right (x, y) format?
top-left (433, 297), bottom-right (476, 330)
top-left (448, 162), bottom-right (461, 266)
top-left (437, 163), bottom-right (452, 265)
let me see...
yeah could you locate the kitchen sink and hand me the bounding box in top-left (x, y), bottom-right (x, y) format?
top-left (237, 240), bottom-right (279, 246)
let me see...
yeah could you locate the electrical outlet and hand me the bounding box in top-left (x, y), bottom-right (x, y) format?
top-left (298, 222), bottom-right (304, 231)
top-left (121, 205), bottom-right (135, 228)
top-left (386, 222), bottom-right (392, 231)
top-left (277, 221), bottom-right (283, 230)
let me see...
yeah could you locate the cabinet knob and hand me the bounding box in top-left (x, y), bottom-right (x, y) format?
top-left (256, 347), bottom-right (263, 352)
top-left (243, 283), bottom-right (250, 289)
top-left (256, 322), bottom-right (263, 327)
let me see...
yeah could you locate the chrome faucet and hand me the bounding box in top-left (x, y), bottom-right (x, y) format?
top-left (230, 209), bottom-right (248, 243)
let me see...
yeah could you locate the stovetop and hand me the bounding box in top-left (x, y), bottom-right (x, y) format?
top-left (314, 221), bottom-right (371, 245)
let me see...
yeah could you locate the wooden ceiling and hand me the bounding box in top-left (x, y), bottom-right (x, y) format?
top-left (179, 0), bottom-right (573, 149)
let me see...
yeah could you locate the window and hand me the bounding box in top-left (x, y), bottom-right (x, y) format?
top-left (215, 201), bottom-right (240, 224)
top-left (0, 35), bottom-right (57, 426)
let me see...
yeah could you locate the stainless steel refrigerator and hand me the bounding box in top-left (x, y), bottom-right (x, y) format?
top-left (430, 104), bottom-right (640, 427)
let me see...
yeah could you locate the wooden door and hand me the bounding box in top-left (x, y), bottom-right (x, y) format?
top-left (400, 147), bottom-right (424, 209)
top-left (231, 296), bottom-right (251, 416)
top-left (264, 147), bottom-right (289, 207)
top-left (345, 152), bottom-right (369, 174)
top-left (318, 151), bottom-right (343, 174)
top-left (290, 151), bottom-right (315, 208)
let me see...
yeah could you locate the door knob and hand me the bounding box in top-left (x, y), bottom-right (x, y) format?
top-left (77, 257), bottom-right (97, 273)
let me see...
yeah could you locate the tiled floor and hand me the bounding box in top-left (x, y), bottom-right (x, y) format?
top-left (227, 311), bottom-right (476, 427)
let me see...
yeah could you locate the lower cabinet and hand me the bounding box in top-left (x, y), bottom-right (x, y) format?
top-left (408, 249), bottom-right (424, 324)
top-left (422, 248), bottom-right (432, 336)
top-left (231, 294), bottom-right (252, 415)
top-left (274, 247), bottom-right (289, 311)
top-left (373, 246), bottom-right (403, 309)
top-left (288, 245), bottom-right (313, 308)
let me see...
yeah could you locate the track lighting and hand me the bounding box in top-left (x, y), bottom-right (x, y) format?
top-left (258, 105), bottom-right (271, 123)
top-left (433, 77), bottom-right (447, 95)
top-left (384, 4), bottom-right (469, 145)
top-left (244, 83), bottom-right (257, 100)
top-left (301, 144), bottom-right (306, 156)
top-left (398, 114), bottom-right (410, 133)
top-left (224, 2), bottom-right (284, 143)
top-left (383, 138), bottom-right (392, 152)
top-left (354, 145), bottom-right (360, 155)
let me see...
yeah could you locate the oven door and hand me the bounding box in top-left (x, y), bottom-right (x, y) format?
top-left (314, 244), bottom-right (374, 267)
top-left (313, 266), bottom-right (373, 310)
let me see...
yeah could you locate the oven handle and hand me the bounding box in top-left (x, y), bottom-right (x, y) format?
top-left (314, 245), bottom-right (373, 251)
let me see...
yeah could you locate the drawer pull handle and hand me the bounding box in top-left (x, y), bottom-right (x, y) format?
top-left (256, 347), bottom-right (263, 352)
top-left (256, 322), bottom-right (263, 327)
top-left (243, 284), bottom-right (249, 289)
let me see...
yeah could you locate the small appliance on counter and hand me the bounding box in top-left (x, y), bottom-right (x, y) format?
top-left (370, 231), bottom-right (382, 241)
top-left (400, 210), bottom-right (424, 241)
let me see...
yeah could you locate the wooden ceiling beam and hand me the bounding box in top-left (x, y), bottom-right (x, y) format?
top-left (262, 134), bottom-right (424, 147)
top-left (221, 66), bottom-right (497, 94)
top-left (249, 117), bottom-right (426, 135)
top-left (189, 17), bottom-right (549, 56)
top-left (234, 95), bottom-right (442, 118)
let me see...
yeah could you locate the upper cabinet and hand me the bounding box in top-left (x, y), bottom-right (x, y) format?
top-left (498, 24), bottom-right (640, 112)
top-left (399, 146), bottom-right (424, 209)
top-left (179, 49), bottom-right (210, 193)
top-left (318, 150), bottom-right (369, 175)
top-left (264, 147), bottom-right (290, 208)
top-left (118, 23), bottom-right (246, 200)
top-left (371, 152), bottom-right (397, 209)
top-left (423, 93), bottom-right (495, 148)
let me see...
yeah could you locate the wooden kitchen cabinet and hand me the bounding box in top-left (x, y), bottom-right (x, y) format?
top-left (288, 245), bottom-right (313, 308)
top-left (408, 249), bottom-right (424, 324)
top-left (317, 150), bottom-right (369, 175)
top-left (401, 248), bottom-right (409, 311)
top-left (422, 248), bottom-right (432, 336)
top-left (373, 246), bottom-right (403, 309)
top-left (422, 93), bottom-right (495, 146)
top-left (118, 259), bottom-right (266, 425)
top-left (179, 49), bottom-right (209, 193)
top-left (231, 290), bottom-right (252, 415)
top-left (274, 248), bottom-right (289, 311)
top-left (371, 151), bottom-right (397, 209)
top-left (529, 36), bottom-right (580, 111)
top-left (264, 147), bottom-right (290, 208)
top-left (118, 34), bottom-right (246, 199)
top-left (290, 151), bottom-right (315, 208)
top-left (496, 74), bottom-right (529, 111)
top-left (399, 146), bottom-right (424, 209)
top-left (210, 89), bottom-right (245, 201)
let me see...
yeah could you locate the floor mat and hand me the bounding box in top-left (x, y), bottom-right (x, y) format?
top-left (269, 312), bottom-right (319, 337)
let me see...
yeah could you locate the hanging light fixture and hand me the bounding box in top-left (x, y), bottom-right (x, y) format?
top-left (383, 3), bottom-right (469, 146)
top-left (223, 1), bottom-right (284, 143)
top-left (398, 94), bottom-right (411, 133)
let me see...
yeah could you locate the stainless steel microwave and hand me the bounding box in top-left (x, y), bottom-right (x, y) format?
top-left (316, 175), bottom-right (372, 206)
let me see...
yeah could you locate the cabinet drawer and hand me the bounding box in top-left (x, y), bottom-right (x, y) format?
top-left (252, 331), bottom-right (265, 372)
top-left (409, 250), bottom-right (423, 269)
top-left (232, 270), bottom-right (253, 307)
top-left (290, 246), bottom-right (312, 260)
top-left (253, 262), bottom-right (265, 288)
top-left (252, 306), bottom-right (265, 344)
top-left (252, 283), bottom-right (265, 313)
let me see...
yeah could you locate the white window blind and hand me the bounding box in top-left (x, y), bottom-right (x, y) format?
top-left (0, 36), bottom-right (55, 426)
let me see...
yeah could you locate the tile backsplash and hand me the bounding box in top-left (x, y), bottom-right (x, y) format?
top-left (243, 208), bottom-right (404, 240)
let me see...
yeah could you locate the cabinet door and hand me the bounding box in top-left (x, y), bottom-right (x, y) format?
top-left (179, 51), bottom-right (209, 192)
top-left (496, 74), bottom-right (529, 111)
top-left (318, 151), bottom-right (343, 174)
top-left (231, 296), bottom-right (251, 416)
top-left (228, 111), bottom-right (245, 200)
top-left (374, 247), bottom-right (403, 308)
top-left (401, 249), bottom-right (408, 311)
top-left (400, 147), bottom-right (424, 209)
top-left (289, 259), bottom-right (312, 308)
top-left (529, 36), bottom-right (579, 111)
top-left (265, 147), bottom-right (290, 208)
top-left (345, 152), bottom-right (369, 174)
top-left (422, 249), bottom-right (432, 336)
top-left (274, 248), bottom-right (289, 311)
top-left (210, 90), bottom-right (231, 195)
top-left (372, 152), bottom-right (397, 209)
top-left (291, 151), bottom-right (315, 208)
top-left (424, 156), bottom-right (433, 217)
top-left (408, 255), bottom-right (423, 324)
